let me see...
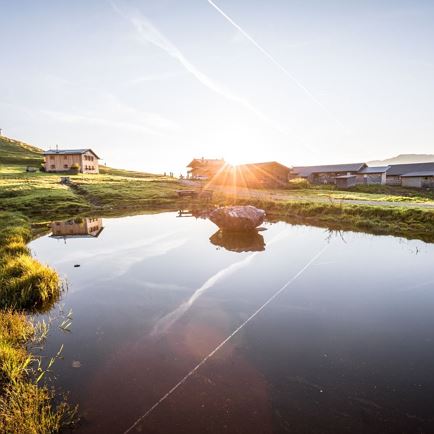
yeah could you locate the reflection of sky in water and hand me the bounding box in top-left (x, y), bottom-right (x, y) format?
top-left (29, 213), bottom-right (434, 434)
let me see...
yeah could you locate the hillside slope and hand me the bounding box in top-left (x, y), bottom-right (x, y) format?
top-left (0, 136), bottom-right (157, 177)
top-left (369, 154), bottom-right (434, 166)
top-left (0, 136), bottom-right (43, 166)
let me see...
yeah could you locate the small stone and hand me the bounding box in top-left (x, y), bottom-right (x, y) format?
top-left (72, 360), bottom-right (81, 368)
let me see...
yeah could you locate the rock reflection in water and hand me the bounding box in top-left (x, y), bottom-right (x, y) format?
top-left (209, 230), bottom-right (265, 252)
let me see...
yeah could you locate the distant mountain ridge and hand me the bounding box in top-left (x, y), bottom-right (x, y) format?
top-left (369, 154), bottom-right (434, 166)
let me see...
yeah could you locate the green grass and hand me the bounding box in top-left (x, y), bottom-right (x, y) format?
top-left (0, 213), bottom-right (74, 433)
top-left (0, 212), bottom-right (61, 312)
top-left (99, 165), bottom-right (158, 178)
top-left (0, 136), bottom-right (43, 167)
top-left (215, 193), bottom-right (434, 243)
top-left (287, 177), bottom-right (434, 202)
top-left (0, 310), bottom-right (76, 433)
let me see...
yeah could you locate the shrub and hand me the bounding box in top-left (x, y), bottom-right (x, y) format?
top-left (288, 177), bottom-right (311, 189)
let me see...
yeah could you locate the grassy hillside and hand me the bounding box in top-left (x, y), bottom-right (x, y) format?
top-left (0, 135), bottom-right (159, 179)
top-left (0, 136), bottom-right (43, 167)
top-left (0, 137), bottom-right (184, 219)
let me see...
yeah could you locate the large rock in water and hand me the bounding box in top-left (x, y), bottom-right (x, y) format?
top-left (209, 206), bottom-right (265, 231)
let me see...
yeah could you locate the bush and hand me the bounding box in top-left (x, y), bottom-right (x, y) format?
top-left (70, 163), bottom-right (79, 171)
top-left (288, 177), bottom-right (311, 189)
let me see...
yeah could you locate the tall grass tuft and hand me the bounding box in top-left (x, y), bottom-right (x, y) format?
top-left (0, 212), bottom-right (61, 312)
top-left (0, 254), bottom-right (61, 312)
top-left (0, 212), bottom-right (75, 433)
top-left (0, 381), bottom-right (76, 433)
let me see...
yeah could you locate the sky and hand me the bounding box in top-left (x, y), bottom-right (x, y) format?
top-left (1, 0), bottom-right (434, 174)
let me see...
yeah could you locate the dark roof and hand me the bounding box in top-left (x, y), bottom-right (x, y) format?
top-left (43, 149), bottom-right (100, 159)
top-left (238, 161), bottom-right (290, 171)
top-left (292, 163), bottom-right (366, 177)
top-left (401, 171), bottom-right (434, 177)
top-left (386, 162), bottom-right (434, 176)
top-left (187, 158), bottom-right (225, 168)
top-left (359, 166), bottom-right (390, 174)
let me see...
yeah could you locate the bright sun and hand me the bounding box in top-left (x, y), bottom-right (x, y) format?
top-left (225, 151), bottom-right (246, 167)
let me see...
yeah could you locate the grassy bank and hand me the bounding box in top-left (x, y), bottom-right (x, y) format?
top-left (214, 194), bottom-right (434, 243)
top-left (0, 169), bottom-right (185, 218)
top-left (0, 212), bottom-right (75, 433)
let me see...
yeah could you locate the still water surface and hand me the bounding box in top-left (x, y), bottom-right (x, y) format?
top-left (29, 213), bottom-right (434, 434)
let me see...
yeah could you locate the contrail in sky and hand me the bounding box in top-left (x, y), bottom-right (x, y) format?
top-left (207, 0), bottom-right (345, 129)
top-left (111, 2), bottom-right (289, 136)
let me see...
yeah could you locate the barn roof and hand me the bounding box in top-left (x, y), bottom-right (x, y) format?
top-left (187, 158), bottom-right (225, 168)
top-left (401, 171), bottom-right (434, 177)
top-left (238, 161), bottom-right (290, 171)
top-left (359, 166), bottom-right (390, 174)
top-left (292, 163), bottom-right (366, 177)
top-left (386, 162), bottom-right (434, 176)
top-left (43, 149), bottom-right (100, 159)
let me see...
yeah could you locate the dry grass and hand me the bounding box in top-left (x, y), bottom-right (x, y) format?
top-left (0, 213), bottom-right (74, 433)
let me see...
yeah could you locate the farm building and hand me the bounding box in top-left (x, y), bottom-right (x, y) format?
top-left (44, 149), bottom-right (100, 173)
top-left (235, 162), bottom-right (291, 188)
top-left (186, 158), bottom-right (225, 179)
top-left (50, 218), bottom-right (103, 239)
top-left (385, 162), bottom-right (434, 186)
top-left (356, 166), bottom-right (389, 185)
top-left (401, 171), bottom-right (434, 188)
top-left (335, 175), bottom-right (357, 188)
top-left (290, 163), bottom-right (367, 185)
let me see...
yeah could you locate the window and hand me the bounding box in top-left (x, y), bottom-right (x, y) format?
top-left (50, 156), bottom-right (54, 160)
top-left (64, 156), bottom-right (67, 160)
top-left (64, 164), bottom-right (68, 169)
top-left (51, 164), bottom-right (55, 169)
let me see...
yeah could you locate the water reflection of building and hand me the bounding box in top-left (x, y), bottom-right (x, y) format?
top-left (50, 218), bottom-right (104, 240)
top-left (210, 230), bottom-right (265, 253)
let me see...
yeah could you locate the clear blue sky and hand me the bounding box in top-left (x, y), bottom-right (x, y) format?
top-left (1, 0), bottom-right (434, 173)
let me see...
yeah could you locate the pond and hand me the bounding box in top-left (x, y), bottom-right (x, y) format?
top-left (29, 212), bottom-right (434, 434)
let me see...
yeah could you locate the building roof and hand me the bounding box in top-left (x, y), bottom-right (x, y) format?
top-left (237, 161), bottom-right (290, 171)
top-left (187, 158), bottom-right (225, 168)
top-left (401, 171), bottom-right (434, 177)
top-left (386, 162), bottom-right (434, 176)
top-left (291, 163), bottom-right (366, 177)
top-left (43, 149), bottom-right (100, 159)
top-left (359, 166), bottom-right (390, 174)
